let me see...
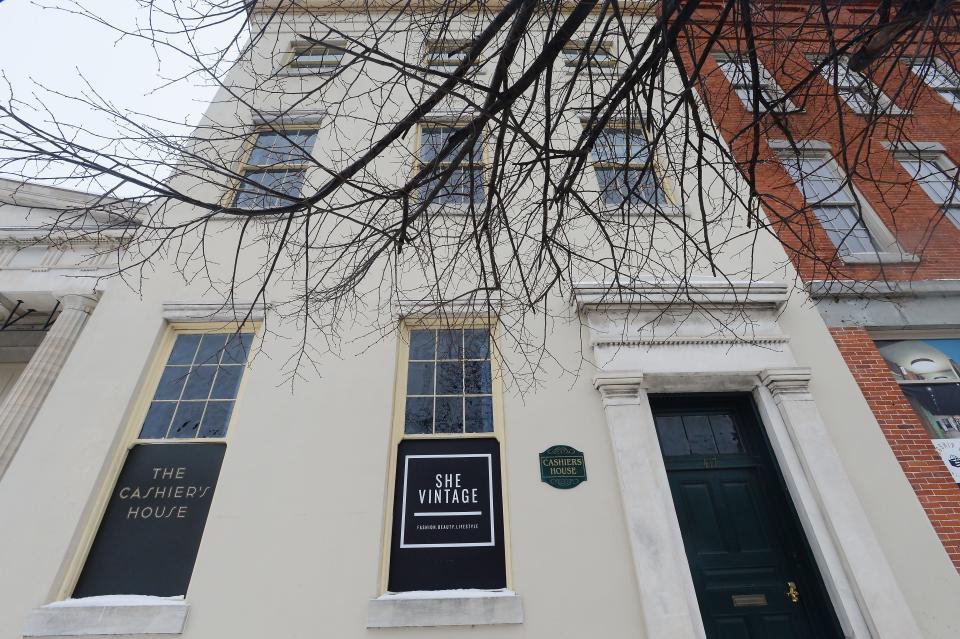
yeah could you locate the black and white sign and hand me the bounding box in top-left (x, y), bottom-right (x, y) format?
top-left (73, 443), bottom-right (225, 598)
top-left (400, 453), bottom-right (495, 548)
top-left (389, 438), bottom-right (506, 591)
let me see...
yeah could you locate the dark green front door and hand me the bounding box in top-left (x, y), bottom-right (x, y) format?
top-left (651, 394), bottom-right (843, 639)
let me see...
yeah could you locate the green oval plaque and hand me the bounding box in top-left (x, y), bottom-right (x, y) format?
top-left (539, 445), bottom-right (587, 489)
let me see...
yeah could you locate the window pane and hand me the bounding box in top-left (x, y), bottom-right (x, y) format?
top-left (153, 367), bottom-right (188, 401)
top-left (407, 362), bottom-right (434, 395)
top-left (199, 401), bottom-right (234, 438)
top-left (682, 414), bottom-right (719, 455)
top-left (140, 332), bottom-right (252, 441)
top-left (222, 333), bottom-right (253, 365)
top-left (436, 361), bottom-right (464, 395)
top-left (437, 330), bottom-right (463, 360)
top-left (168, 334), bottom-right (202, 365)
top-left (422, 169), bottom-right (484, 204)
top-left (710, 414), bottom-right (744, 454)
top-left (140, 402), bottom-right (176, 439)
top-left (404, 397), bottom-right (433, 434)
top-left (465, 397), bottom-right (494, 433)
top-left (464, 329), bottom-right (490, 359)
top-left (420, 127), bottom-right (482, 164)
top-left (654, 415), bottom-right (691, 456)
top-left (182, 366), bottom-right (216, 400)
top-left (292, 46), bottom-right (342, 66)
top-left (196, 334), bottom-right (229, 365)
top-left (170, 402), bottom-right (205, 438)
top-left (409, 330), bottom-right (436, 360)
top-left (599, 167), bottom-right (662, 206)
top-left (435, 396), bottom-right (464, 433)
top-left (464, 360), bottom-right (491, 394)
top-left (211, 366), bottom-right (243, 400)
top-left (234, 170), bottom-right (306, 208)
top-left (247, 130), bottom-right (317, 165)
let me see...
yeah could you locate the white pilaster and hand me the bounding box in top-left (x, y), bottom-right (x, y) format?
top-left (593, 372), bottom-right (706, 639)
top-left (0, 293), bottom-right (98, 479)
top-left (760, 367), bottom-right (922, 639)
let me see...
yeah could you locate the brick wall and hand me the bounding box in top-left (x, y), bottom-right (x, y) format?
top-left (830, 326), bottom-right (960, 569)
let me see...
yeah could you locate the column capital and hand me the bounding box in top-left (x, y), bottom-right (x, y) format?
top-left (57, 293), bottom-right (99, 315)
top-left (593, 371), bottom-right (645, 405)
top-left (760, 367), bottom-right (812, 400)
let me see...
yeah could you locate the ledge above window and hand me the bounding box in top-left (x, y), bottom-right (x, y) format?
top-left (366, 589), bottom-right (523, 628)
top-left (840, 250), bottom-right (920, 264)
top-left (23, 596), bottom-right (189, 636)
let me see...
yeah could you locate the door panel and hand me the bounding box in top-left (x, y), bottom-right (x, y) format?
top-left (651, 395), bottom-right (842, 639)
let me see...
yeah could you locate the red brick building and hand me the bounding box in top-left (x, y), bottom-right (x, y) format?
top-left (689, 1), bottom-right (960, 568)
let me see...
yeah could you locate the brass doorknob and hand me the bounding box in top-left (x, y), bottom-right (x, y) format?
top-left (786, 581), bottom-right (800, 604)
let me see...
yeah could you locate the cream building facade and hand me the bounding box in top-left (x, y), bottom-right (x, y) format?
top-left (0, 3), bottom-right (958, 639)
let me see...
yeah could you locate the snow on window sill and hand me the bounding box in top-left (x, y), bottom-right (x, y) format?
top-left (23, 595), bottom-right (189, 636)
top-left (366, 588), bottom-right (523, 628)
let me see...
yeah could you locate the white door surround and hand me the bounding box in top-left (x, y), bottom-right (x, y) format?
top-left (575, 278), bottom-right (921, 639)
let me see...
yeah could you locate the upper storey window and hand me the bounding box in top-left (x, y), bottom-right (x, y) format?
top-left (289, 42), bottom-right (344, 68)
top-left (898, 152), bottom-right (960, 228)
top-left (233, 129), bottom-right (317, 209)
top-left (424, 40), bottom-right (473, 74)
top-left (782, 154), bottom-right (876, 254)
top-left (812, 55), bottom-right (903, 115)
top-left (592, 126), bottom-right (664, 207)
top-left (418, 124), bottom-right (485, 205)
top-left (404, 328), bottom-right (493, 435)
top-left (907, 57), bottom-right (960, 111)
top-left (715, 55), bottom-right (797, 112)
top-left (562, 40), bottom-right (617, 69)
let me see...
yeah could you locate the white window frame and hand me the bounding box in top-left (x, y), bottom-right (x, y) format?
top-left (904, 56), bottom-right (960, 111)
top-left (585, 118), bottom-right (672, 215)
top-left (279, 40), bottom-right (346, 76)
top-left (228, 126), bottom-right (320, 210)
top-left (714, 54), bottom-right (798, 113)
top-left (24, 320), bottom-right (259, 637)
top-left (423, 39), bottom-right (478, 76)
top-left (810, 55), bottom-right (905, 115)
top-left (415, 120), bottom-right (487, 210)
top-left (885, 140), bottom-right (960, 229)
top-left (770, 139), bottom-right (914, 264)
top-left (562, 38), bottom-right (618, 73)
top-left (369, 319), bottom-right (521, 628)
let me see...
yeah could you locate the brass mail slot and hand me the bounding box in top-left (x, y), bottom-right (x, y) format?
top-left (732, 594), bottom-right (768, 607)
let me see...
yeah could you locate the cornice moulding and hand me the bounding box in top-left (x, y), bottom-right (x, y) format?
top-left (573, 279), bottom-right (790, 311)
top-left (807, 278), bottom-right (960, 299)
top-left (162, 301), bottom-right (267, 323)
top-left (253, 0), bottom-right (656, 14)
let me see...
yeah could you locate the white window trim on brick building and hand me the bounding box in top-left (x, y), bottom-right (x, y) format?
top-left (884, 140), bottom-right (960, 230)
top-left (905, 57), bottom-right (960, 111)
top-left (714, 54), bottom-right (799, 113)
top-left (770, 139), bottom-right (916, 264)
top-left (810, 55), bottom-right (905, 116)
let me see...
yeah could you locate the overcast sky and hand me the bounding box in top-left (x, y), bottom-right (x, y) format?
top-left (0, 0), bottom-right (241, 194)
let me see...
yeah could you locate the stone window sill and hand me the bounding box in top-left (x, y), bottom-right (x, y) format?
top-left (840, 251), bottom-right (919, 264)
top-left (23, 596), bottom-right (189, 636)
top-left (366, 589), bottom-right (523, 628)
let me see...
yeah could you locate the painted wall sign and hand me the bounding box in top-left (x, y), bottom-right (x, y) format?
top-left (540, 444), bottom-right (587, 489)
top-left (389, 438), bottom-right (505, 591)
top-left (73, 442), bottom-right (226, 598)
top-left (932, 438), bottom-right (960, 484)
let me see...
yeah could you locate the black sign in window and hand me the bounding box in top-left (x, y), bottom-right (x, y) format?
top-left (388, 438), bottom-right (506, 591)
top-left (73, 443), bottom-right (226, 598)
